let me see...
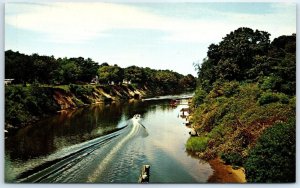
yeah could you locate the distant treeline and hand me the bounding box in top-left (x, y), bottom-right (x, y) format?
top-left (188, 27), bottom-right (296, 183)
top-left (5, 50), bottom-right (196, 93)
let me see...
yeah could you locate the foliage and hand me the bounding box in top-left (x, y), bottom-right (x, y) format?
top-left (70, 57), bottom-right (99, 82)
top-left (186, 136), bottom-right (209, 152)
top-left (179, 74), bottom-right (197, 90)
top-left (258, 92), bottom-right (289, 105)
top-left (5, 85), bottom-right (60, 127)
top-left (5, 99), bottom-right (30, 126)
top-left (221, 152), bottom-right (244, 166)
top-left (195, 28), bottom-right (295, 95)
top-left (188, 82), bottom-right (295, 165)
top-left (98, 64), bottom-right (124, 84)
top-left (191, 88), bottom-right (207, 107)
top-left (259, 75), bottom-right (282, 91)
top-left (189, 28), bottom-right (295, 183)
top-left (197, 27), bottom-right (271, 91)
top-left (60, 59), bottom-right (82, 84)
top-left (69, 84), bottom-right (94, 103)
top-left (123, 66), bottom-right (146, 85)
top-left (5, 50), bottom-right (196, 95)
top-left (245, 119), bottom-right (296, 183)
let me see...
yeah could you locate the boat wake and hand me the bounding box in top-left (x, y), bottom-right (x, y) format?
top-left (16, 115), bottom-right (147, 183)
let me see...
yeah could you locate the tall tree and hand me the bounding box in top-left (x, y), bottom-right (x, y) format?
top-left (98, 64), bottom-right (124, 84)
top-left (197, 27), bottom-right (272, 91)
top-left (124, 66), bottom-right (146, 84)
top-left (59, 58), bottom-right (82, 84)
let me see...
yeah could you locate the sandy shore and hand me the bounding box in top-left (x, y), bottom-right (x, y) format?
top-left (208, 158), bottom-right (246, 183)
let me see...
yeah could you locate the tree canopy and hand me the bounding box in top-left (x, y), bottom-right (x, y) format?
top-left (5, 50), bottom-right (196, 92)
top-left (196, 27), bottom-right (295, 95)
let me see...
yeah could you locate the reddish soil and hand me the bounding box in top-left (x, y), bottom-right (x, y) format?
top-left (208, 158), bottom-right (246, 183)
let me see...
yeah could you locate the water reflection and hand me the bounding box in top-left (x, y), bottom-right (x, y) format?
top-left (6, 102), bottom-right (127, 161)
top-left (5, 100), bottom-right (172, 161)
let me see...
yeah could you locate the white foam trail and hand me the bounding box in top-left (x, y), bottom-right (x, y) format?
top-left (87, 118), bottom-right (141, 182)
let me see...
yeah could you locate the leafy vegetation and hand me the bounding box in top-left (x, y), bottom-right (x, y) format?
top-left (221, 152), bottom-right (244, 166)
top-left (188, 27), bottom-right (296, 182)
top-left (69, 84), bottom-right (95, 104)
top-left (196, 27), bottom-right (295, 95)
top-left (5, 50), bottom-right (196, 94)
top-left (186, 136), bottom-right (209, 152)
top-left (258, 92), bottom-right (289, 105)
top-left (245, 119), bottom-right (296, 182)
top-left (5, 85), bottom-right (60, 127)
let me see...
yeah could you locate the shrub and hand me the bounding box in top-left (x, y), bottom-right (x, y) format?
top-left (192, 88), bottom-right (207, 107)
top-left (223, 81), bottom-right (239, 97)
top-left (260, 75), bottom-right (282, 91)
top-left (245, 118), bottom-right (296, 183)
top-left (69, 84), bottom-right (94, 103)
top-left (5, 100), bottom-right (29, 126)
top-left (5, 85), bottom-right (60, 127)
top-left (186, 136), bottom-right (209, 152)
top-left (221, 152), bottom-right (244, 166)
top-left (289, 96), bottom-right (296, 110)
top-left (258, 92), bottom-right (289, 105)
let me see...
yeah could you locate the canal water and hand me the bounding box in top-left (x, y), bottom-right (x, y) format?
top-left (5, 94), bottom-right (213, 183)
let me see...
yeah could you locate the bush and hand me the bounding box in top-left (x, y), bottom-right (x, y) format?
top-left (258, 92), bottom-right (289, 105)
top-left (186, 136), bottom-right (209, 152)
top-left (289, 96), bottom-right (296, 110)
top-left (5, 85), bottom-right (60, 127)
top-left (221, 152), bottom-right (244, 166)
top-left (260, 75), bottom-right (282, 91)
top-left (223, 81), bottom-right (239, 97)
top-left (245, 118), bottom-right (296, 183)
top-left (69, 84), bottom-right (94, 103)
top-left (5, 100), bottom-right (29, 126)
top-left (192, 88), bottom-right (207, 107)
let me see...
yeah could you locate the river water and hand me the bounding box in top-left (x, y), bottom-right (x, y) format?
top-left (5, 93), bottom-right (213, 183)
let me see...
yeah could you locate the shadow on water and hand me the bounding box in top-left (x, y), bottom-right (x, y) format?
top-left (6, 102), bottom-right (130, 160)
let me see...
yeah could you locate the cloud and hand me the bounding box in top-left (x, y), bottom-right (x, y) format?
top-left (6, 2), bottom-right (175, 43)
top-left (5, 2), bottom-right (296, 44)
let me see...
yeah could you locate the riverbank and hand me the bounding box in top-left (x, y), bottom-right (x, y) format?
top-left (208, 158), bottom-right (246, 183)
top-left (5, 84), bottom-right (146, 132)
top-left (186, 150), bottom-right (245, 183)
top-left (185, 82), bottom-right (296, 183)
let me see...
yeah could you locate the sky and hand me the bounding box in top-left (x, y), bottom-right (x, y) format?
top-left (5, 2), bottom-right (296, 76)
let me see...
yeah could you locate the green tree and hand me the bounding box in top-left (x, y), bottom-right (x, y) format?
top-left (196, 27), bottom-right (271, 91)
top-left (5, 50), bottom-right (33, 85)
top-left (70, 57), bottom-right (99, 83)
top-left (154, 70), bottom-right (179, 90)
top-left (59, 58), bottom-right (82, 84)
top-left (179, 74), bottom-right (196, 89)
top-left (267, 34), bottom-right (296, 95)
top-left (124, 66), bottom-right (145, 84)
top-left (98, 64), bottom-right (124, 84)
